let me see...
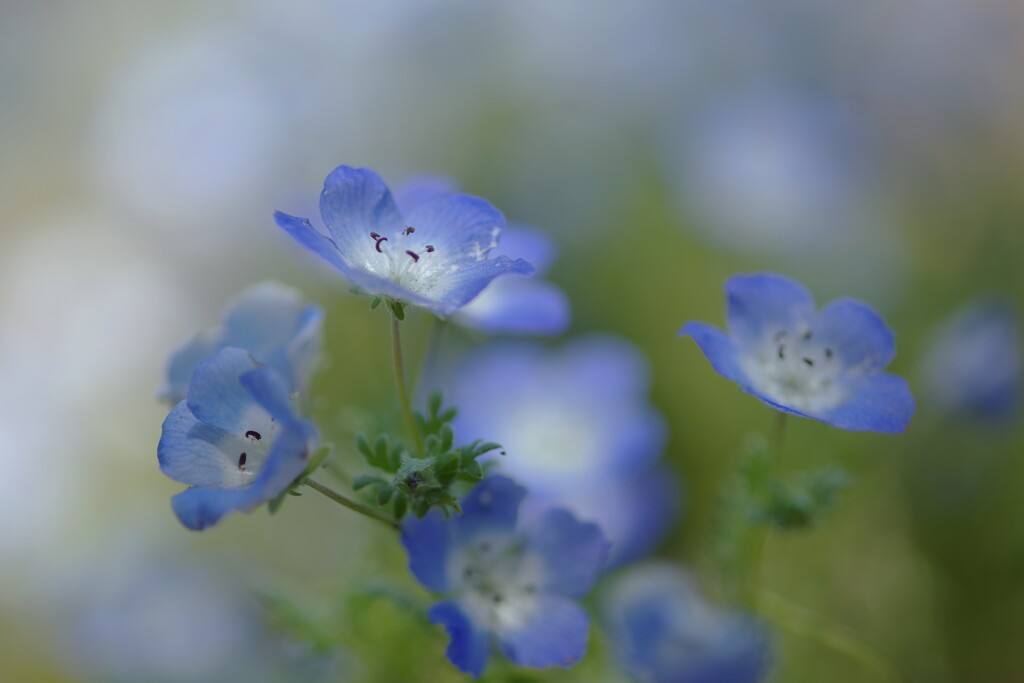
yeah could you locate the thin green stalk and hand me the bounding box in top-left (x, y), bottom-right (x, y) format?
top-left (756, 590), bottom-right (903, 682)
top-left (391, 314), bottom-right (425, 456)
top-left (306, 478), bottom-right (400, 531)
top-left (744, 413), bottom-right (790, 608)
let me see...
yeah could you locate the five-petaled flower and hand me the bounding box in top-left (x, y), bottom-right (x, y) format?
top-left (159, 281), bottom-right (323, 404)
top-left (680, 272), bottom-right (914, 432)
top-left (274, 166), bottom-right (533, 316)
top-left (401, 476), bottom-right (609, 677)
top-left (158, 348), bottom-right (317, 530)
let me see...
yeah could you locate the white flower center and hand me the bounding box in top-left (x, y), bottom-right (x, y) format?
top-left (365, 227), bottom-right (452, 299)
top-left (218, 407), bottom-right (278, 486)
top-left (741, 326), bottom-right (845, 412)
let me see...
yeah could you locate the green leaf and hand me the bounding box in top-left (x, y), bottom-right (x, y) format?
top-left (393, 493), bottom-right (408, 519)
top-left (353, 474), bottom-right (388, 491)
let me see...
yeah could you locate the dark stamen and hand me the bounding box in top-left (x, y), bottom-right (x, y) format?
top-left (374, 236), bottom-right (388, 253)
top-left (425, 245), bottom-right (435, 253)
top-left (369, 231), bottom-right (380, 240)
top-left (403, 226), bottom-right (415, 236)
top-left (778, 345), bottom-right (786, 360)
top-left (803, 357), bottom-right (815, 367)
top-left (825, 348), bottom-right (834, 360)
top-left (406, 250), bottom-right (420, 262)
top-left (802, 330), bottom-right (813, 341)
top-left (245, 430), bottom-right (262, 441)
top-left (238, 452), bottom-right (247, 468)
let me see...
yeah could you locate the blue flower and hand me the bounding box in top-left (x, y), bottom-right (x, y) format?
top-left (680, 272), bottom-right (914, 433)
top-left (158, 348), bottom-right (317, 530)
top-left (396, 176), bottom-right (570, 335)
top-left (919, 298), bottom-right (1021, 421)
top-left (443, 336), bottom-right (672, 566)
top-left (274, 166), bottom-right (533, 316)
top-left (603, 564), bottom-right (772, 683)
top-left (401, 476), bottom-right (609, 677)
top-left (160, 281), bottom-right (323, 404)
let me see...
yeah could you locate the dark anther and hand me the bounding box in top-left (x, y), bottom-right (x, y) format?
top-left (245, 430), bottom-right (262, 440)
top-left (374, 236), bottom-right (388, 253)
top-left (825, 348), bottom-right (834, 360)
top-left (777, 345), bottom-right (786, 360)
top-left (492, 593), bottom-right (504, 604)
top-left (406, 250), bottom-right (420, 262)
top-left (403, 226), bottom-right (415, 236)
top-left (425, 245), bottom-right (435, 253)
top-left (802, 330), bottom-right (813, 341)
top-left (370, 231), bottom-right (380, 240)
top-left (803, 357), bottom-right (815, 367)
top-left (238, 452), bottom-right (247, 468)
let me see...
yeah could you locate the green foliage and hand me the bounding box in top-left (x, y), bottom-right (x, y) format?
top-left (758, 466), bottom-right (851, 530)
top-left (355, 391), bottom-right (503, 519)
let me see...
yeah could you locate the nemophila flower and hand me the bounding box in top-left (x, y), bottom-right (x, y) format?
top-left (603, 564), bottom-right (772, 683)
top-left (401, 476), bottom-right (609, 677)
top-left (160, 281), bottom-right (323, 404)
top-left (274, 166), bottom-right (533, 316)
top-left (919, 299), bottom-right (1022, 421)
top-left (680, 273), bottom-right (914, 433)
top-left (158, 348), bottom-right (317, 530)
top-left (397, 176), bottom-right (570, 335)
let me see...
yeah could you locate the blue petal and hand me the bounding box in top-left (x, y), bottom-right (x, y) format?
top-left (527, 509), bottom-right (609, 597)
top-left (393, 175), bottom-right (459, 213)
top-left (679, 321), bottom-right (751, 385)
top-left (160, 331), bottom-right (220, 404)
top-left (435, 256), bottom-right (534, 314)
top-left (221, 282), bottom-right (314, 355)
top-left (428, 601), bottom-right (491, 677)
top-left (454, 279), bottom-right (571, 336)
top-left (239, 367), bottom-right (298, 423)
top-left (158, 401), bottom-right (250, 487)
top-left (495, 595), bottom-right (589, 670)
top-left (818, 373), bottom-right (915, 432)
top-left (493, 225), bottom-right (558, 274)
top-left (815, 298), bottom-right (895, 372)
top-left (319, 165), bottom-right (404, 255)
top-left (171, 486), bottom-right (254, 531)
top-left (726, 273), bottom-right (816, 348)
top-left (274, 211), bottom-right (350, 273)
top-left (186, 348), bottom-right (263, 433)
top-left (400, 511), bottom-right (452, 593)
top-left (402, 193), bottom-right (507, 269)
top-left (453, 477), bottom-right (526, 542)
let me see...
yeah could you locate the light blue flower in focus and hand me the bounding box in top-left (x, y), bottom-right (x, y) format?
top-left (160, 281), bottom-right (323, 404)
top-left (401, 476), bottom-right (609, 677)
top-left (158, 348), bottom-right (317, 530)
top-left (397, 176), bottom-right (570, 335)
top-left (681, 272), bottom-right (914, 433)
top-left (603, 563), bottom-right (772, 683)
top-left (274, 166), bottom-right (533, 316)
top-left (919, 298), bottom-right (1021, 421)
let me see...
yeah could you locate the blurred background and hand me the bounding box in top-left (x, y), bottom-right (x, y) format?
top-left (2, 0), bottom-right (1023, 681)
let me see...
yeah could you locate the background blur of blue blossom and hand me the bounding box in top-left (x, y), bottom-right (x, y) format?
top-left (1, 1), bottom-right (1022, 681)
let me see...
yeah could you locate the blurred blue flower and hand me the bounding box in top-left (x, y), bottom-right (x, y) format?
top-left (396, 175), bottom-right (570, 335)
top-left (158, 348), bottom-right (317, 530)
top-left (274, 166), bottom-right (533, 316)
top-left (401, 476), bottom-right (609, 677)
top-left (681, 272), bottom-right (914, 433)
top-left (445, 336), bottom-right (672, 565)
top-left (603, 564), bottom-right (772, 683)
top-left (160, 281), bottom-right (323, 404)
top-left (919, 298), bottom-right (1022, 421)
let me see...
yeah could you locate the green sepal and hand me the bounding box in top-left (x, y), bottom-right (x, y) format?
top-left (387, 298), bottom-right (405, 320)
top-left (370, 296), bottom-right (382, 310)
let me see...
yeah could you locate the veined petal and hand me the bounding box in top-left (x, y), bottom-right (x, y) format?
top-left (401, 511), bottom-right (453, 593)
top-left (319, 166), bottom-right (404, 265)
top-left (495, 594), bottom-right (589, 670)
top-left (432, 256), bottom-right (534, 315)
top-left (186, 348), bottom-right (270, 435)
top-left (817, 373), bottom-right (915, 433)
top-left (428, 601), bottom-right (491, 678)
top-left (239, 367), bottom-right (297, 423)
top-left (171, 486), bottom-right (255, 531)
top-left (528, 509), bottom-right (609, 597)
top-left (274, 211), bottom-right (349, 273)
top-left (454, 279), bottom-right (570, 336)
top-left (393, 175), bottom-right (459, 213)
top-left (726, 273), bottom-right (816, 349)
top-left (494, 225), bottom-right (558, 273)
top-left (679, 321), bottom-right (751, 386)
top-left (158, 401), bottom-right (251, 487)
top-left (402, 193), bottom-right (507, 269)
top-left (815, 298), bottom-right (896, 372)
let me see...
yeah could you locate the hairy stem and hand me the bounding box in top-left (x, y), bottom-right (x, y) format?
top-left (306, 478), bottom-right (400, 531)
top-left (391, 313), bottom-right (425, 456)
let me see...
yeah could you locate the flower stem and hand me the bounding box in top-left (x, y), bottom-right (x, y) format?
top-left (306, 478), bottom-right (400, 531)
top-left (391, 313), bottom-right (425, 456)
top-left (755, 590), bottom-right (903, 682)
top-left (744, 413), bottom-right (790, 608)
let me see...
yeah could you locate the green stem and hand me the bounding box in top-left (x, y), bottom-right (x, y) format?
top-left (756, 590), bottom-right (903, 682)
top-left (391, 314), bottom-right (425, 456)
top-left (744, 413), bottom-right (790, 608)
top-left (306, 478), bottom-right (400, 531)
